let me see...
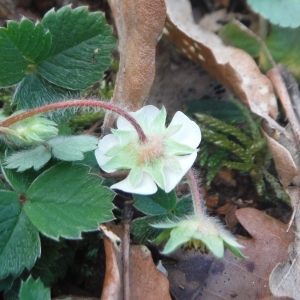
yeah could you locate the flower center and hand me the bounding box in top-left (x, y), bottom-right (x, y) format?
top-left (136, 134), bottom-right (165, 165)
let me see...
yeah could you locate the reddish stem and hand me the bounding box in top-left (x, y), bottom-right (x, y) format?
top-left (186, 168), bottom-right (204, 216)
top-left (0, 100), bottom-right (147, 142)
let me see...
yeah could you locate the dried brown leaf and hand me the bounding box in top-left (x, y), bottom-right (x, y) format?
top-left (164, 0), bottom-right (278, 119)
top-left (163, 208), bottom-right (293, 300)
top-left (101, 224), bottom-right (171, 300)
top-left (269, 187), bottom-right (300, 299)
top-left (261, 126), bottom-right (299, 189)
top-left (103, 0), bottom-right (166, 133)
top-left (130, 245), bottom-right (171, 300)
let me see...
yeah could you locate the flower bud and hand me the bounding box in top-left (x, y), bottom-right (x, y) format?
top-left (0, 113), bottom-right (58, 146)
top-left (152, 215), bottom-right (244, 258)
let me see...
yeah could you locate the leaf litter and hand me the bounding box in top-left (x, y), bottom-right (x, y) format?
top-left (3, 0), bottom-right (300, 299)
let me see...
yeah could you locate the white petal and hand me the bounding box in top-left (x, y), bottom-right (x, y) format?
top-left (111, 172), bottom-right (158, 195)
top-left (168, 111), bottom-right (201, 148)
top-left (117, 105), bottom-right (161, 130)
top-left (163, 152), bottom-right (197, 193)
top-left (95, 134), bottom-right (120, 173)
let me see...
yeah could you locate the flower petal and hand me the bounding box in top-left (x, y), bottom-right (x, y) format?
top-left (111, 172), bottom-right (158, 195)
top-left (163, 152), bottom-right (197, 193)
top-left (128, 167), bottom-right (143, 187)
top-left (117, 105), bottom-right (161, 131)
top-left (168, 111), bottom-right (201, 149)
top-left (95, 134), bottom-right (119, 173)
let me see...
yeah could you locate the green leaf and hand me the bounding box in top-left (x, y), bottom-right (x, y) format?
top-left (31, 237), bottom-right (74, 286)
top-left (132, 215), bottom-right (168, 244)
top-left (0, 275), bottom-right (14, 292)
top-left (2, 278), bottom-right (21, 300)
top-left (174, 195), bottom-right (194, 217)
top-left (0, 191), bottom-right (40, 278)
top-left (4, 145), bottom-right (52, 172)
top-left (5, 19), bottom-right (51, 64)
top-left (261, 25), bottom-right (300, 80)
top-left (1, 160), bottom-right (43, 194)
top-left (48, 135), bottom-right (98, 161)
top-left (0, 5), bottom-right (114, 114)
top-left (24, 162), bottom-right (114, 239)
top-left (75, 150), bottom-right (100, 172)
top-left (38, 6), bottom-right (115, 89)
top-left (0, 33), bottom-right (28, 87)
top-left (14, 73), bottom-right (79, 120)
top-left (133, 188), bottom-right (177, 215)
top-left (0, 18), bottom-right (51, 87)
top-left (185, 99), bottom-right (246, 124)
top-left (219, 22), bottom-right (261, 57)
top-left (19, 277), bottom-right (50, 300)
top-left (132, 195), bottom-right (193, 243)
top-left (247, 0), bottom-right (300, 28)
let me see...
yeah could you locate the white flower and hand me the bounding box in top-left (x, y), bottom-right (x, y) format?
top-left (95, 105), bottom-right (201, 195)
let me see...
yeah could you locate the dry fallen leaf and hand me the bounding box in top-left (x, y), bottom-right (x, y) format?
top-left (163, 208), bottom-right (294, 300)
top-left (103, 0), bottom-right (166, 133)
top-left (269, 188), bottom-right (300, 299)
top-left (164, 0), bottom-right (278, 120)
top-left (101, 224), bottom-right (171, 300)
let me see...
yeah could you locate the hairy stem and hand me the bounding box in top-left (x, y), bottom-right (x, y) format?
top-left (0, 100), bottom-right (147, 142)
top-left (186, 168), bottom-right (204, 216)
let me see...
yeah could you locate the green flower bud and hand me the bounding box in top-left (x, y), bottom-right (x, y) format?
top-left (152, 215), bottom-right (244, 258)
top-left (0, 113), bottom-right (58, 146)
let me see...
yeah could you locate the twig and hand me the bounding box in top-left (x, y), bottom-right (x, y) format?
top-left (233, 19), bottom-right (276, 68)
top-left (122, 201), bottom-right (134, 300)
top-left (267, 67), bottom-right (300, 149)
top-left (84, 118), bottom-right (104, 135)
top-left (278, 65), bottom-right (300, 122)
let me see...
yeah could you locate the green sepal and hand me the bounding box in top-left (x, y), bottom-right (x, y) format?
top-left (153, 228), bottom-right (172, 245)
top-left (224, 241), bottom-right (245, 258)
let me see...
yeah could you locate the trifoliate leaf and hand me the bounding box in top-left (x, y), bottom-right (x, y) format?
top-left (247, 0), bottom-right (300, 28)
top-left (4, 145), bottom-right (52, 172)
top-left (48, 135), bottom-right (98, 161)
top-left (24, 162), bottom-right (114, 239)
top-left (38, 5), bottom-right (115, 90)
top-left (133, 188), bottom-right (177, 215)
top-left (0, 191), bottom-right (40, 278)
top-left (0, 5), bottom-right (114, 112)
top-left (19, 277), bottom-right (50, 300)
